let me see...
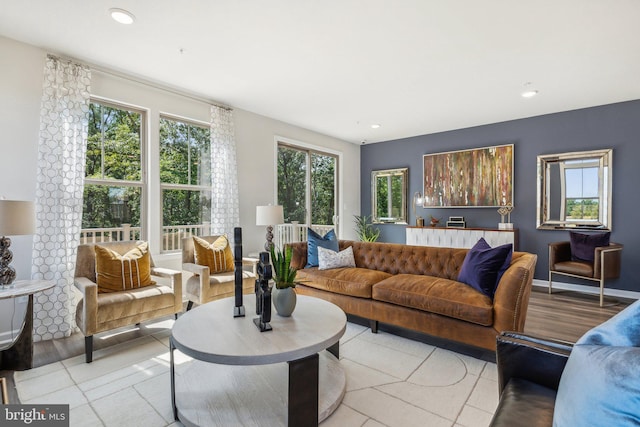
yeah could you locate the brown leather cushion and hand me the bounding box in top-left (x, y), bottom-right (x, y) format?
top-left (95, 241), bottom-right (154, 293)
top-left (552, 260), bottom-right (594, 278)
top-left (296, 267), bottom-right (392, 298)
top-left (193, 235), bottom-right (234, 274)
top-left (372, 274), bottom-right (493, 325)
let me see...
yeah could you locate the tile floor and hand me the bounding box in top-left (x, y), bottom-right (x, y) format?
top-left (14, 319), bottom-right (497, 427)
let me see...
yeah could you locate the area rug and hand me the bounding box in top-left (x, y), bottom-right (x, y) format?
top-left (14, 319), bottom-right (498, 427)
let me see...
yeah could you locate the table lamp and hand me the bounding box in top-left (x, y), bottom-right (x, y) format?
top-left (0, 200), bottom-right (35, 287)
top-left (256, 205), bottom-right (284, 251)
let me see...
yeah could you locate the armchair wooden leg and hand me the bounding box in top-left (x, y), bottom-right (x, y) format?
top-left (186, 301), bottom-right (194, 311)
top-left (85, 336), bottom-right (93, 363)
top-left (600, 278), bottom-right (605, 307)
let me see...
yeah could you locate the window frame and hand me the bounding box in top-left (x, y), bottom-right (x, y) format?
top-left (159, 113), bottom-right (212, 253)
top-left (275, 137), bottom-right (340, 229)
top-left (83, 97), bottom-right (148, 241)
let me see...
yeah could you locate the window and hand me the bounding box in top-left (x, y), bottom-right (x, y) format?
top-left (277, 142), bottom-right (338, 227)
top-left (562, 160), bottom-right (600, 222)
top-left (82, 100), bottom-right (144, 242)
top-left (160, 116), bottom-right (212, 251)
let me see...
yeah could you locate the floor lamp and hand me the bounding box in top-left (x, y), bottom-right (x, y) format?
top-left (256, 205), bottom-right (284, 251)
top-left (0, 200), bottom-right (35, 288)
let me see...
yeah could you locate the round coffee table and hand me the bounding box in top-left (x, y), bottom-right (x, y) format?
top-left (170, 294), bottom-right (347, 427)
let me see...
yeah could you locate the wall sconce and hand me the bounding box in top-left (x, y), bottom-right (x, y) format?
top-left (412, 192), bottom-right (424, 227)
top-left (0, 200), bottom-right (35, 288)
top-left (256, 205), bottom-right (284, 251)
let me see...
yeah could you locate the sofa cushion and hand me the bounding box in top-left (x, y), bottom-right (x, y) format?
top-left (296, 267), bottom-right (392, 298)
top-left (95, 241), bottom-right (154, 293)
top-left (306, 228), bottom-right (339, 268)
top-left (318, 246), bottom-right (356, 270)
top-left (458, 238), bottom-right (512, 298)
top-left (569, 231), bottom-right (610, 262)
top-left (372, 274), bottom-right (493, 326)
top-left (193, 235), bottom-right (234, 274)
top-left (553, 300), bottom-right (640, 426)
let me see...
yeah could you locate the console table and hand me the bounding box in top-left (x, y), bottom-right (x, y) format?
top-left (406, 226), bottom-right (518, 250)
top-left (0, 280), bottom-right (55, 370)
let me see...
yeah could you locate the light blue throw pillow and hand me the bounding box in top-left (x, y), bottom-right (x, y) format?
top-left (306, 228), bottom-right (338, 268)
top-left (553, 300), bottom-right (640, 427)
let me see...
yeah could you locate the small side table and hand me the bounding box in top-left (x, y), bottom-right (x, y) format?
top-left (0, 280), bottom-right (55, 371)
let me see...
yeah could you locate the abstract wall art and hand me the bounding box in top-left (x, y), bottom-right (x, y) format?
top-left (423, 144), bottom-right (513, 207)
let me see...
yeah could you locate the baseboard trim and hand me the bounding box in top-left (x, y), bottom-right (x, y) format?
top-left (533, 279), bottom-right (640, 300)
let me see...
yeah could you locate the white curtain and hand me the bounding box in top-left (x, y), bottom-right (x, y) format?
top-left (31, 55), bottom-right (91, 341)
top-left (210, 105), bottom-right (240, 243)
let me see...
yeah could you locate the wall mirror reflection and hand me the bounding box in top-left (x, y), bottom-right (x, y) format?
top-left (371, 168), bottom-right (408, 224)
top-left (537, 149), bottom-right (612, 230)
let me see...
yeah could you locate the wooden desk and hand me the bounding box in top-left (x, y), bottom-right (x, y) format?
top-left (0, 280), bottom-right (55, 370)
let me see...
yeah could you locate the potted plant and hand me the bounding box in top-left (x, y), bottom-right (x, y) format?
top-left (269, 245), bottom-right (297, 316)
top-left (353, 215), bottom-right (380, 242)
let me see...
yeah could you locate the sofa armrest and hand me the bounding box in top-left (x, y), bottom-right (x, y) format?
top-left (496, 331), bottom-right (573, 395)
top-left (549, 241), bottom-right (571, 267)
top-left (151, 267), bottom-right (183, 313)
top-left (287, 242), bottom-right (308, 270)
top-left (74, 277), bottom-right (98, 335)
top-left (242, 257), bottom-right (259, 275)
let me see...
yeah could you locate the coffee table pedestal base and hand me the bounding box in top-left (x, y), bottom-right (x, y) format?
top-left (175, 351), bottom-right (345, 426)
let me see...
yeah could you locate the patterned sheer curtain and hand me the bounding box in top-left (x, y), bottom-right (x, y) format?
top-left (31, 55), bottom-right (91, 341)
top-left (210, 105), bottom-right (240, 243)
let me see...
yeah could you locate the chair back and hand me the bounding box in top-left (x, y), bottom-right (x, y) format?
top-left (75, 240), bottom-right (155, 282)
top-left (181, 235), bottom-right (223, 264)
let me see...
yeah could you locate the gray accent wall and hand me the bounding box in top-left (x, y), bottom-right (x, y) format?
top-left (361, 100), bottom-right (640, 292)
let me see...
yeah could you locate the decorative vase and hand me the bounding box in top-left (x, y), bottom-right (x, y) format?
top-left (272, 286), bottom-right (296, 317)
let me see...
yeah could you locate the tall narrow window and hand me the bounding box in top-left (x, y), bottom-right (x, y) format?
top-left (160, 116), bottom-right (212, 251)
top-left (82, 100), bottom-right (144, 242)
top-left (277, 143), bottom-right (338, 228)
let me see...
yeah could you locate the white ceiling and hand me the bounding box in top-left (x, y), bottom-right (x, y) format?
top-left (2, 1), bottom-right (639, 144)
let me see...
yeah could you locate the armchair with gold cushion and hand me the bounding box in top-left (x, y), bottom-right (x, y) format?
top-left (74, 241), bottom-right (182, 363)
top-left (548, 233), bottom-right (622, 307)
top-left (181, 236), bottom-right (258, 310)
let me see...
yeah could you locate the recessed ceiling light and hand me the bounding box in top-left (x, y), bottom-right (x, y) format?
top-left (109, 8), bottom-right (135, 25)
top-left (371, 124), bottom-right (381, 129)
top-left (521, 82), bottom-right (539, 98)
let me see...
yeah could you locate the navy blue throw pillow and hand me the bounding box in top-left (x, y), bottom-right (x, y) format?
top-left (458, 238), bottom-right (512, 299)
top-left (569, 231), bottom-right (610, 262)
top-left (306, 228), bottom-right (339, 268)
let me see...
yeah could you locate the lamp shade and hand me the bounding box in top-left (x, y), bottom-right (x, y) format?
top-left (256, 205), bottom-right (284, 226)
top-left (0, 200), bottom-right (35, 236)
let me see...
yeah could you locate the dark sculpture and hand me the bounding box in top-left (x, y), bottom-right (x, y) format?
top-left (233, 227), bottom-right (245, 317)
top-left (253, 251), bottom-right (272, 332)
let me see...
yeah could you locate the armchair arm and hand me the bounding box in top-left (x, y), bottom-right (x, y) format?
top-left (594, 243), bottom-right (623, 280)
top-left (74, 277), bottom-right (98, 335)
top-left (496, 332), bottom-right (573, 395)
top-left (242, 257), bottom-right (259, 275)
top-left (548, 241), bottom-right (571, 268)
top-left (151, 267), bottom-right (183, 313)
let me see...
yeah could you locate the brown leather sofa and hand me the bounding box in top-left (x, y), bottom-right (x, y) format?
top-left (289, 240), bottom-right (537, 351)
top-left (489, 332), bottom-right (572, 427)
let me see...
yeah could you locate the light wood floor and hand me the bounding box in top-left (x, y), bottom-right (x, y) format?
top-left (1, 287), bottom-right (632, 404)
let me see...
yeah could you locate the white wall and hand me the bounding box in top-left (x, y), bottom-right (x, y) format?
top-left (0, 35), bottom-right (360, 273)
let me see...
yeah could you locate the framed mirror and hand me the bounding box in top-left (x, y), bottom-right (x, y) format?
top-left (537, 149), bottom-right (612, 230)
top-left (371, 168), bottom-right (408, 224)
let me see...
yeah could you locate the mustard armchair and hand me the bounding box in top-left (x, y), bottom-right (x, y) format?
top-left (549, 241), bottom-right (623, 307)
top-left (74, 241), bottom-right (182, 363)
top-left (181, 236), bottom-right (258, 310)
